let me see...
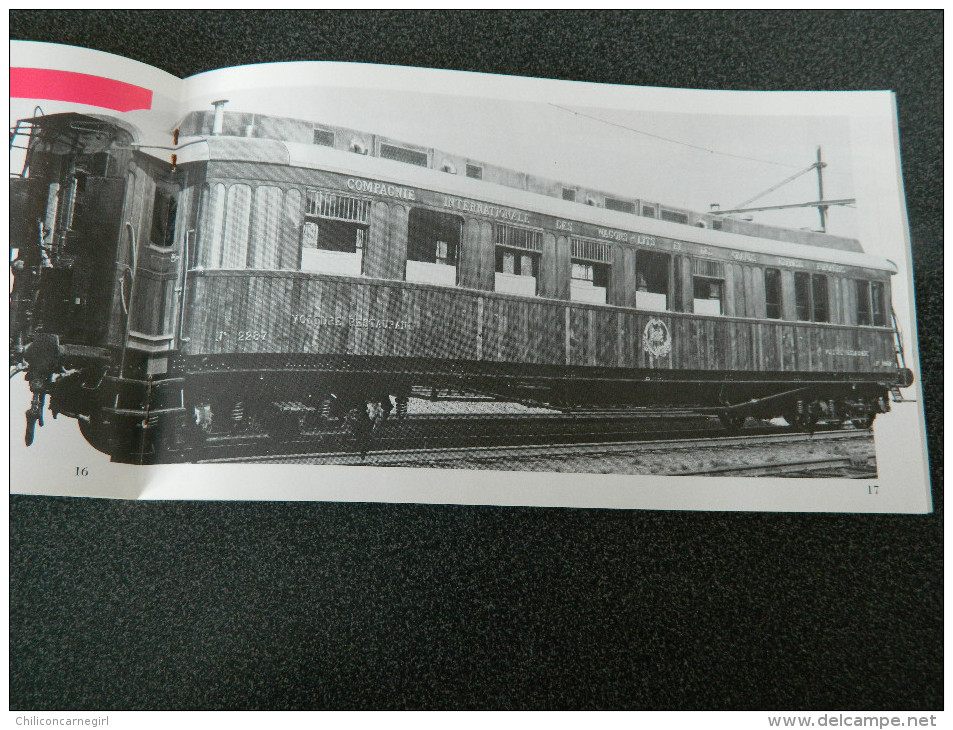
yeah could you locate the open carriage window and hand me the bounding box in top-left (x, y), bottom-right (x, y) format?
top-left (693, 258), bottom-right (724, 315)
top-left (570, 238), bottom-right (611, 305)
top-left (405, 208), bottom-right (462, 287)
top-left (494, 224), bottom-right (541, 297)
top-left (300, 189), bottom-right (369, 276)
top-left (635, 250), bottom-right (670, 312)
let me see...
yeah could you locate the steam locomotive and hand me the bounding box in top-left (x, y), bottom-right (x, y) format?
top-left (9, 106), bottom-right (913, 463)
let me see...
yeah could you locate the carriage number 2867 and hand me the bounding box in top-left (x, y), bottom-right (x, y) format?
top-left (237, 331), bottom-right (268, 342)
top-left (217, 330), bottom-right (268, 342)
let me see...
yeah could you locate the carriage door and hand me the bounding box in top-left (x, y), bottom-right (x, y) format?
top-left (128, 180), bottom-right (180, 338)
top-left (57, 152), bottom-right (127, 345)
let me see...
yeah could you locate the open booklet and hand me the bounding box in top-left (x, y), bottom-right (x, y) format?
top-left (9, 41), bottom-right (932, 512)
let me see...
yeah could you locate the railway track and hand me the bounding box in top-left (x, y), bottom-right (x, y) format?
top-left (198, 424), bottom-right (873, 477)
top-left (185, 410), bottom-right (721, 463)
top-left (674, 453), bottom-right (877, 478)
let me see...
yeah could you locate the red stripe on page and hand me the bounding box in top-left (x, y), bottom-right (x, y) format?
top-left (10, 68), bottom-right (153, 112)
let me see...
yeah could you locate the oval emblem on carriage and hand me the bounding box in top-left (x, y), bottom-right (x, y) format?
top-left (642, 318), bottom-right (672, 358)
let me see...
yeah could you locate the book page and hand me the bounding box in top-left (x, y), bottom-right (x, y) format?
top-left (9, 48), bottom-right (932, 512)
top-left (10, 41), bottom-right (183, 498)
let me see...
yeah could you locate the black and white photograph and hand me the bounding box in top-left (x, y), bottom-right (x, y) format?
top-left (8, 11), bottom-right (942, 719)
top-left (10, 41), bottom-right (930, 511)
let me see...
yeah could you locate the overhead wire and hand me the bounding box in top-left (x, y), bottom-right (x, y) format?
top-left (548, 103), bottom-right (847, 173)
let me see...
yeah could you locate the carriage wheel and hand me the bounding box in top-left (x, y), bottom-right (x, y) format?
top-left (782, 409), bottom-right (817, 431)
top-left (79, 416), bottom-right (149, 462)
top-left (718, 412), bottom-right (747, 432)
top-left (345, 403), bottom-right (383, 459)
top-left (850, 411), bottom-right (876, 429)
top-left (78, 416), bottom-right (118, 455)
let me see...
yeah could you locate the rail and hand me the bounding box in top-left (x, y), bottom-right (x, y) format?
top-left (674, 455), bottom-right (875, 478)
top-left (196, 423), bottom-right (871, 467)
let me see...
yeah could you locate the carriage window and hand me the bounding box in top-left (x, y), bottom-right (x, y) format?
top-left (795, 271), bottom-right (830, 322)
top-left (466, 164), bottom-right (483, 180)
top-left (765, 268), bottom-right (782, 319)
top-left (855, 279), bottom-right (886, 326)
top-left (812, 274), bottom-right (829, 323)
top-left (200, 183), bottom-right (226, 268)
top-left (794, 272), bottom-right (812, 321)
top-left (380, 143), bottom-right (428, 167)
top-left (571, 261), bottom-right (610, 302)
top-left (636, 250), bottom-right (670, 312)
top-left (870, 280), bottom-right (886, 326)
top-left (149, 187), bottom-right (177, 249)
top-left (185, 229), bottom-right (198, 269)
top-left (693, 259), bottom-right (724, 315)
top-left (605, 197), bottom-right (635, 214)
top-left (312, 128), bottom-right (334, 147)
top-left (570, 238), bottom-right (611, 304)
top-left (672, 255), bottom-right (684, 313)
top-left (641, 205), bottom-right (657, 219)
top-left (855, 279), bottom-right (871, 325)
top-left (562, 188), bottom-right (576, 202)
top-left (661, 209), bottom-right (689, 225)
top-left (494, 224), bottom-right (541, 297)
top-left (300, 190), bottom-right (369, 276)
top-left (406, 208), bottom-right (462, 287)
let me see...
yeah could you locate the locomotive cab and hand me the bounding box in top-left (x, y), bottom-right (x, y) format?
top-left (10, 113), bottom-right (138, 447)
top-left (11, 113), bottom-right (134, 353)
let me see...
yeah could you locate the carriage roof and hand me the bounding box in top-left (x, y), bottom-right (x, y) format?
top-left (177, 131), bottom-right (896, 276)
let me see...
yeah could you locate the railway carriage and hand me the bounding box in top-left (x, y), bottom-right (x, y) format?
top-left (10, 107), bottom-right (913, 463)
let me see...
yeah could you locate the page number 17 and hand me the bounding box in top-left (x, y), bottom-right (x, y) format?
top-left (868, 485), bottom-right (879, 495)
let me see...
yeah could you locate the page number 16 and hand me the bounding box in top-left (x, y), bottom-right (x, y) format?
top-left (75, 467), bottom-right (88, 477)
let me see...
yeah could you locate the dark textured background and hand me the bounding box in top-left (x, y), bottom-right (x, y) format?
top-left (9, 10), bottom-right (942, 710)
